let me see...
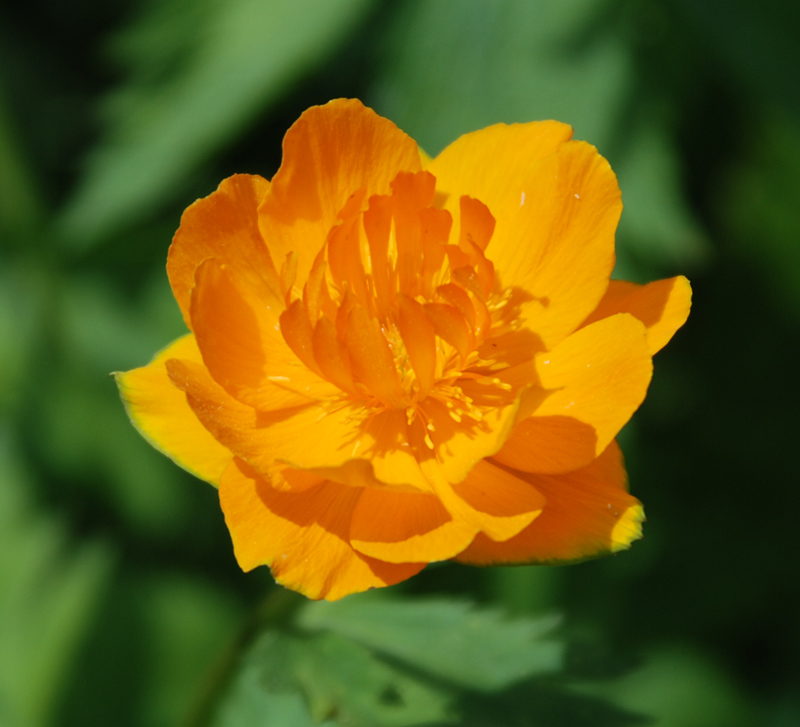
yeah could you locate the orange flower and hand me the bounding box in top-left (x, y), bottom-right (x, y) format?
top-left (117, 99), bottom-right (691, 601)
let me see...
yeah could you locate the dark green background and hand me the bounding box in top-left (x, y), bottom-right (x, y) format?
top-left (1, 1), bottom-right (798, 725)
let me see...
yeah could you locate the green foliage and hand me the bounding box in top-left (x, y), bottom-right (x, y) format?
top-left (57, 0), bottom-right (374, 249)
top-left (212, 597), bottom-right (572, 727)
top-left (0, 435), bottom-right (113, 727)
top-left (298, 596), bottom-right (563, 691)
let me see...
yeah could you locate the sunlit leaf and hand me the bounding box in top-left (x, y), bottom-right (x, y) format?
top-left (298, 596), bottom-right (563, 691)
top-left (212, 629), bottom-right (451, 727)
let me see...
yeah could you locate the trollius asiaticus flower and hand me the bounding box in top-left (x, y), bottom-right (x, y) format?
top-left (117, 99), bottom-right (691, 600)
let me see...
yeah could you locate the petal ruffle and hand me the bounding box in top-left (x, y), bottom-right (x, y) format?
top-left (258, 99), bottom-right (422, 285)
top-left (421, 458), bottom-right (545, 543)
top-left (350, 488), bottom-right (478, 564)
top-left (430, 125), bottom-right (619, 350)
top-left (167, 174), bottom-right (279, 329)
top-left (190, 258), bottom-right (338, 410)
top-left (456, 441), bottom-right (643, 565)
top-left (580, 276), bottom-right (692, 354)
top-left (115, 335), bottom-right (232, 485)
top-left (219, 458), bottom-right (425, 601)
top-left (166, 358), bottom-right (432, 492)
top-left (494, 314), bottom-right (652, 474)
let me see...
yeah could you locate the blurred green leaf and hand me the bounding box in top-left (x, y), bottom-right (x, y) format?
top-left (0, 430), bottom-right (113, 727)
top-left (579, 644), bottom-right (756, 727)
top-left (722, 110), bottom-right (800, 315)
top-left (613, 114), bottom-right (709, 276)
top-left (212, 628), bottom-right (451, 727)
top-left (213, 658), bottom-right (323, 727)
top-left (139, 575), bottom-right (246, 727)
top-left (298, 596), bottom-right (563, 691)
top-left (373, 0), bottom-right (629, 155)
top-left (59, 570), bottom-right (245, 727)
top-left (0, 85), bottom-right (42, 240)
top-left (259, 629), bottom-right (452, 726)
top-left (57, 0), bottom-right (373, 249)
top-left (0, 262), bottom-right (48, 414)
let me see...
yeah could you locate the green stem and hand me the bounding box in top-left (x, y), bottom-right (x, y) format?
top-left (183, 586), bottom-right (307, 727)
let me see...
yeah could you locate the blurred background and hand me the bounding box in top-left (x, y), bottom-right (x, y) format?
top-left (1, 1), bottom-right (799, 725)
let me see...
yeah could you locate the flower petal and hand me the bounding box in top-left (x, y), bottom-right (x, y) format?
top-left (115, 335), bottom-right (232, 485)
top-left (427, 120), bottom-right (573, 220)
top-left (258, 99), bottom-right (422, 285)
top-left (420, 458), bottom-right (544, 543)
top-left (456, 441), bottom-right (643, 565)
top-left (220, 459), bottom-right (424, 600)
top-left (431, 127), bottom-right (620, 350)
top-left (166, 358), bottom-right (432, 492)
top-left (167, 174), bottom-right (279, 329)
top-left (350, 488), bottom-right (477, 564)
top-left (190, 258), bottom-right (339, 410)
top-left (580, 276), bottom-right (692, 353)
top-left (494, 314), bottom-right (652, 474)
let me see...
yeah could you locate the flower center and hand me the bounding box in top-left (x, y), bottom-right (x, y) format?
top-left (278, 170), bottom-right (517, 443)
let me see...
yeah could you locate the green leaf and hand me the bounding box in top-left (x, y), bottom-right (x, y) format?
top-left (613, 115), bottom-right (709, 276)
top-left (57, 0), bottom-right (373, 250)
top-left (213, 659), bottom-right (322, 727)
top-left (298, 596), bottom-right (563, 691)
top-left (212, 629), bottom-right (451, 727)
top-left (579, 645), bottom-right (756, 727)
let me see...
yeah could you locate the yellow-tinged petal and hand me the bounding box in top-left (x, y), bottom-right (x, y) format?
top-left (457, 441), bottom-right (642, 565)
top-left (115, 335), bottom-right (232, 485)
top-left (168, 174), bottom-right (279, 329)
top-left (258, 99), bottom-right (422, 285)
top-left (220, 459), bottom-right (424, 600)
top-left (190, 258), bottom-right (338, 410)
top-left (494, 313), bottom-right (652, 475)
top-left (431, 127), bottom-right (619, 350)
top-left (350, 488), bottom-right (478, 564)
top-left (581, 276), bottom-right (692, 353)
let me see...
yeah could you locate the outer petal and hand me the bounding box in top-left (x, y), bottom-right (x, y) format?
top-left (430, 125), bottom-right (619, 349)
top-left (456, 442), bottom-right (643, 565)
top-left (190, 258), bottom-right (339, 410)
top-left (350, 488), bottom-right (478, 564)
top-left (115, 335), bottom-right (232, 485)
top-left (580, 276), bottom-right (692, 354)
top-left (219, 459), bottom-right (424, 600)
top-left (494, 314), bottom-right (652, 475)
top-left (167, 174), bottom-right (279, 329)
top-left (258, 99), bottom-right (423, 285)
